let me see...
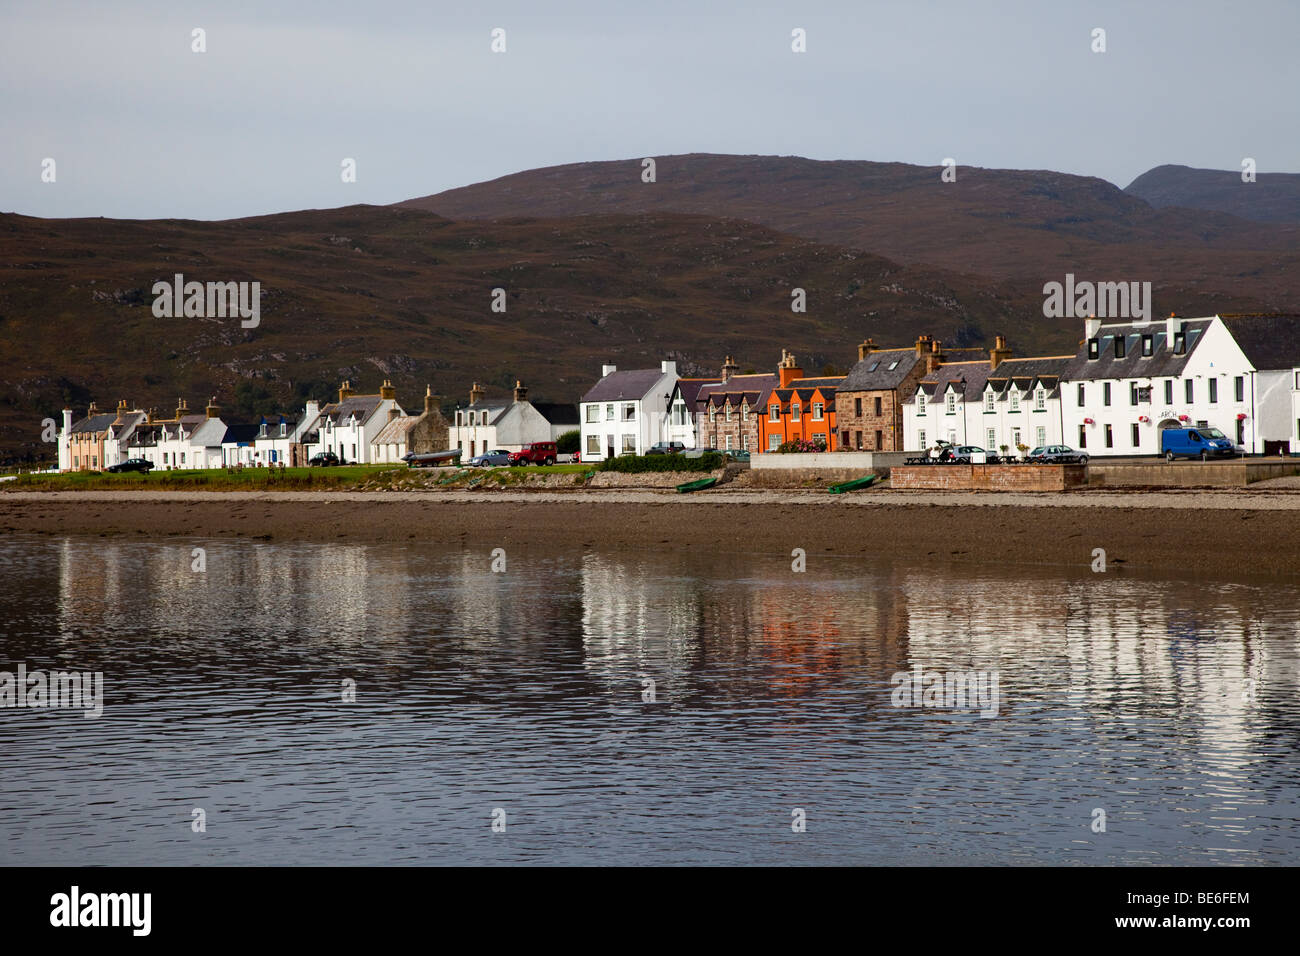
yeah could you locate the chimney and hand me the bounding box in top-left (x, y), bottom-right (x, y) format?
top-left (1085, 315), bottom-right (1102, 340)
top-left (146, 408), bottom-right (156, 423)
top-left (469, 381), bottom-right (485, 405)
top-left (513, 380), bottom-right (528, 403)
top-left (601, 364), bottom-right (617, 378)
top-left (858, 339), bottom-right (876, 361)
top-left (721, 356), bottom-right (739, 383)
top-left (338, 380), bottom-right (354, 403)
top-left (116, 399), bottom-right (129, 414)
top-left (1166, 312), bottom-right (1177, 346)
top-left (304, 399), bottom-right (320, 422)
top-left (424, 385), bottom-right (436, 415)
top-left (87, 400), bottom-right (100, 416)
top-left (660, 360), bottom-right (677, 377)
top-left (925, 339), bottom-right (944, 375)
top-left (62, 407), bottom-right (72, 434)
top-left (388, 407), bottom-right (400, 422)
top-left (380, 379), bottom-right (396, 401)
top-left (174, 398), bottom-right (188, 420)
top-left (205, 396), bottom-right (221, 419)
top-left (989, 334), bottom-right (1012, 370)
top-left (778, 349), bottom-right (803, 388)
top-left (914, 334), bottom-right (931, 356)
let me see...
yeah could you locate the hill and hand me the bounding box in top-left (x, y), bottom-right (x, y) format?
top-left (1124, 164), bottom-right (1300, 225)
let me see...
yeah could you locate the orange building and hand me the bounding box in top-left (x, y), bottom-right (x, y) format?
top-left (758, 351), bottom-right (842, 452)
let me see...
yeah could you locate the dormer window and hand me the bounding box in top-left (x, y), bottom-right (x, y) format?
top-left (725, 403), bottom-right (733, 422)
top-left (791, 403), bottom-right (801, 422)
top-left (1009, 389), bottom-right (1021, 412)
top-left (280, 423), bottom-right (287, 437)
top-left (741, 403), bottom-right (749, 421)
top-left (984, 390), bottom-right (995, 413)
top-left (1035, 387), bottom-right (1046, 410)
top-left (1173, 331), bottom-right (1186, 354)
top-left (944, 392), bottom-right (957, 414)
top-left (1088, 339), bottom-right (1100, 360)
top-left (769, 404), bottom-right (780, 421)
top-left (917, 393), bottom-right (927, 415)
top-left (1114, 336), bottom-right (1126, 359)
top-left (888, 360), bottom-right (899, 371)
top-left (1142, 335), bottom-right (1153, 357)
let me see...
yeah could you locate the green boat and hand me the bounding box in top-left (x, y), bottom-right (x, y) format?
top-left (676, 477), bottom-right (718, 493)
top-left (828, 474), bottom-right (878, 495)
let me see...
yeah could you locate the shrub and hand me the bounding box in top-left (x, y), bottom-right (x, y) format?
top-left (556, 429), bottom-right (580, 454)
top-left (777, 438), bottom-right (825, 454)
top-left (597, 452), bottom-right (723, 473)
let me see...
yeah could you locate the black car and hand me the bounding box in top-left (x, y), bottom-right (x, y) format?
top-left (309, 451), bottom-right (340, 467)
top-left (106, 458), bottom-right (153, 473)
top-left (646, 442), bottom-right (686, 456)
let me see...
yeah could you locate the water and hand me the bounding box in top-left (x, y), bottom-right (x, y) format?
top-left (1, 534), bottom-right (1297, 865)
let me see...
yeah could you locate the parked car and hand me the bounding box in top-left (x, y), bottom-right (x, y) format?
top-left (726, 449), bottom-right (751, 462)
top-left (684, 447), bottom-right (721, 459)
top-left (468, 449), bottom-right (513, 467)
top-left (308, 451), bottom-right (340, 467)
top-left (1028, 445), bottom-right (1089, 464)
top-left (950, 445), bottom-right (987, 463)
top-left (646, 441), bottom-right (686, 456)
top-left (508, 441), bottom-right (558, 466)
top-left (1160, 427), bottom-right (1234, 462)
top-left (106, 457), bottom-right (153, 474)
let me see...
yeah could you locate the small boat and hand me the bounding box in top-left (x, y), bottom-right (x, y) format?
top-left (828, 474), bottom-right (877, 495)
top-left (404, 449), bottom-right (463, 468)
top-left (676, 477), bottom-right (718, 493)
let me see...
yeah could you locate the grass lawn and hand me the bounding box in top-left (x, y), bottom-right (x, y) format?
top-left (6, 464), bottom-right (404, 492)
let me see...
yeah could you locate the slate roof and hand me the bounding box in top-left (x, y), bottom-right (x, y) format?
top-left (531, 402), bottom-right (580, 426)
top-left (671, 378), bottom-right (718, 408)
top-left (907, 356), bottom-right (1073, 404)
top-left (70, 413), bottom-right (117, 434)
top-left (772, 376), bottom-right (844, 405)
top-left (458, 399), bottom-right (511, 426)
top-left (1219, 314), bottom-right (1300, 371)
top-left (840, 349), bottom-right (922, 391)
top-left (372, 415), bottom-right (418, 445)
top-left (1063, 319), bottom-right (1211, 381)
top-left (221, 423), bottom-right (261, 444)
top-left (319, 395), bottom-right (385, 425)
top-left (696, 373), bottom-right (779, 409)
top-left (581, 368), bottom-right (668, 403)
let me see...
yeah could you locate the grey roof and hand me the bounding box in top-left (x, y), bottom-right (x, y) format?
top-left (531, 402), bottom-right (580, 426)
top-left (71, 413), bottom-right (117, 434)
top-left (460, 399), bottom-right (511, 425)
top-left (322, 395), bottom-right (384, 424)
top-left (840, 349), bottom-right (922, 391)
top-left (773, 376), bottom-right (844, 404)
top-left (696, 373), bottom-right (779, 409)
top-left (1063, 319), bottom-right (1211, 381)
top-left (671, 378), bottom-right (719, 408)
top-left (907, 356), bottom-right (1073, 404)
top-left (581, 368), bottom-right (667, 403)
top-left (1220, 314), bottom-right (1300, 371)
top-left (221, 423), bottom-right (260, 444)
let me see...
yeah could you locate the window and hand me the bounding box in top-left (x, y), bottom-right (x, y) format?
top-left (709, 406), bottom-right (717, 423)
top-left (1164, 380), bottom-right (1173, 404)
top-left (917, 430), bottom-right (926, 450)
top-left (1131, 423), bottom-right (1140, 446)
top-left (725, 403), bottom-right (732, 422)
top-left (1237, 419), bottom-right (1245, 444)
top-left (1142, 335), bottom-right (1153, 356)
top-left (854, 397), bottom-right (862, 416)
top-left (1208, 379), bottom-right (1218, 403)
top-left (987, 428), bottom-right (996, 449)
top-left (888, 361), bottom-right (899, 371)
top-left (741, 403), bottom-right (749, 421)
top-left (1104, 425), bottom-right (1113, 448)
top-left (586, 405), bottom-right (599, 423)
top-left (622, 434), bottom-right (636, 453)
top-left (854, 430), bottom-right (862, 449)
top-left (1185, 379), bottom-right (1194, 403)
top-left (1012, 427), bottom-right (1022, 448)
top-left (769, 434), bottom-right (781, 451)
top-left (917, 394), bottom-right (926, 415)
top-left (868, 361), bottom-right (880, 372)
top-left (791, 403), bottom-right (801, 422)
top-left (1036, 426), bottom-right (1046, 446)
top-left (874, 429), bottom-right (883, 448)
top-left (874, 396), bottom-right (882, 417)
top-left (1115, 336), bottom-right (1126, 359)
top-left (1088, 339), bottom-right (1100, 359)
top-left (812, 402), bottom-right (824, 421)
top-left (1076, 383), bottom-right (1086, 406)
top-left (623, 403), bottom-right (636, 422)
top-left (724, 434), bottom-right (733, 450)
top-left (1130, 383), bottom-right (1139, 406)
top-left (1234, 376), bottom-right (1244, 402)
top-left (945, 392), bottom-right (957, 414)
top-left (605, 404), bottom-right (614, 421)
top-left (1009, 389), bottom-right (1021, 412)
top-left (1103, 383), bottom-right (1111, 407)
top-left (1079, 425), bottom-right (1087, 448)
top-left (985, 391), bottom-right (996, 413)
top-left (1173, 331), bottom-right (1185, 354)
top-left (1035, 388), bottom-right (1046, 411)
top-left (585, 435), bottom-right (600, 454)
top-left (770, 404), bottom-right (780, 421)
top-left (742, 434), bottom-right (749, 450)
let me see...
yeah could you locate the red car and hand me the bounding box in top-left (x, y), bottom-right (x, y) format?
top-left (508, 442), bottom-right (558, 466)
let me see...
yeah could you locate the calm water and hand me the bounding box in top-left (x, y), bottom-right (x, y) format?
top-left (1, 534), bottom-right (1297, 865)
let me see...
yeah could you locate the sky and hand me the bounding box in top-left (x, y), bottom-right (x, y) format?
top-left (2, 0), bottom-right (1297, 221)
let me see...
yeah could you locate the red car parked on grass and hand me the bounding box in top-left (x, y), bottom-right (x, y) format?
top-left (508, 442), bottom-right (558, 466)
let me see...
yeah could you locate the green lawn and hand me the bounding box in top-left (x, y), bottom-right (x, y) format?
top-left (6, 464), bottom-right (403, 492)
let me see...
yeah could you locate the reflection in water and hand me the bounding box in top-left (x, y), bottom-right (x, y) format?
top-left (3, 535), bottom-right (1298, 865)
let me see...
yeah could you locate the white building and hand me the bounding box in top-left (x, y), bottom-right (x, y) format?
top-left (253, 415), bottom-right (296, 466)
top-left (126, 399), bottom-right (227, 469)
top-left (371, 415), bottom-right (418, 463)
top-left (903, 347), bottom-right (1071, 455)
top-left (665, 377), bottom-right (719, 449)
top-left (1061, 315), bottom-right (1256, 456)
top-left (297, 380), bottom-right (405, 464)
top-left (447, 381), bottom-right (578, 459)
top-left (578, 361), bottom-right (679, 461)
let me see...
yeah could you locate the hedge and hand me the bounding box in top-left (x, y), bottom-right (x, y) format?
top-left (597, 452), bottom-right (724, 473)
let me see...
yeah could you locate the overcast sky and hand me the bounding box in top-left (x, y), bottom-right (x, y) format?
top-left (3, 0), bottom-right (1297, 221)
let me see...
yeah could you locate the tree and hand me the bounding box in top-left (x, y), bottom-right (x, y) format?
top-left (556, 429), bottom-right (580, 454)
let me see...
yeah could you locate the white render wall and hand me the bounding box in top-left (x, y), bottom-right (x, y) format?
top-left (579, 369), bottom-right (677, 459)
top-left (903, 384), bottom-right (1065, 454)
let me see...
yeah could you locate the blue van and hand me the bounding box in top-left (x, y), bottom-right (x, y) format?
top-left (1160, 426), bottom-right (1234, 462)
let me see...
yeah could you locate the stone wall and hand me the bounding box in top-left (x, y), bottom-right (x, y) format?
top-left (892, 464), bottom-right (1088, 491)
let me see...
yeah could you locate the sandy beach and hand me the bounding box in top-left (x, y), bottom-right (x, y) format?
top-left (5, 487), bottom-right (1300, 576)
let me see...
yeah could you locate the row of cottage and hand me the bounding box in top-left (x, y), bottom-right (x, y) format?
top-left (56, 312), bottom-right (1300, 470)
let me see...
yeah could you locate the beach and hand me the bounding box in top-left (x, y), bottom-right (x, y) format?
top-left (4, 487), bottom-right (1300, 576)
